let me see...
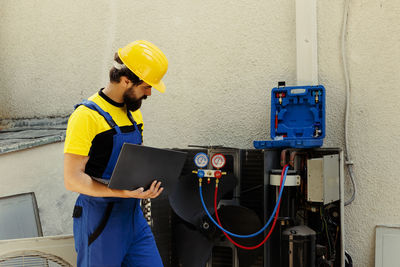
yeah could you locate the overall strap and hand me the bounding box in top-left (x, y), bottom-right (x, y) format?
top-left (126, 110), bottom-right (140, 132)
top-left (75, 100), bottom-right (121, 134)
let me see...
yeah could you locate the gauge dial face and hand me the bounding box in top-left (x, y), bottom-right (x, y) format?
top-left (194, 152), bottom-right (209, 168)
top-left (211, 153), bottom-right (226, 169)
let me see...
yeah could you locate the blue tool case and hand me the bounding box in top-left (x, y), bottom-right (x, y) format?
top-left (254, 84), bottom-right (325, 149)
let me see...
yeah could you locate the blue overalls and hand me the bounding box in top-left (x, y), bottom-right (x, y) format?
top-left (72, 100), bottom-right (163, 267)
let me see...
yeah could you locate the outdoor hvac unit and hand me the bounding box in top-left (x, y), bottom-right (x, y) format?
top-left (0, 235), bottom-right (76, 267)
top-left (151, 147), bottom-right (344, 267)
top-left (0, 192), bottom-right (77, 266)
top-left (152, 148), bottom-right (265, 267)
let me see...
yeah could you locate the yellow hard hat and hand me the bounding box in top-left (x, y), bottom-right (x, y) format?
top-left (118, 40), bottom-right (168, 93)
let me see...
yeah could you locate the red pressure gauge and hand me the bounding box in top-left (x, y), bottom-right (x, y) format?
top-left (211, 153), bottom-right (226, 169)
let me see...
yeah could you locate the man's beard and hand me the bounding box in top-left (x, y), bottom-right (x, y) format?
top-left (123, 94), bottom-right (147, 112)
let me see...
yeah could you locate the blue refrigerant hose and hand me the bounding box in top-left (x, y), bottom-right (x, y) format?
top-left (199, 165), bottom-right (289, 238)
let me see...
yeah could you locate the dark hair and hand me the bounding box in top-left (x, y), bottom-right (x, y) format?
top-left (109, 52), bottom-right (143, 85)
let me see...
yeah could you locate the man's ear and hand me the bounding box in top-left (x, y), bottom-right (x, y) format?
top-left (120, 76), bottom-right (130, 87)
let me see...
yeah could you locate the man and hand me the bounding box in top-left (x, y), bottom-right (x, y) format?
top-left (64, 40), bottom-right (168, 267)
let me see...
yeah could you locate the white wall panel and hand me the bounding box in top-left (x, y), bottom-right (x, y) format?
top-left (376, 225), bottom-right (400, 267)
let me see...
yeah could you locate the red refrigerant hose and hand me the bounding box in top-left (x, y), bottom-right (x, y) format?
top-left (213, 165), bottom-right (287, 250)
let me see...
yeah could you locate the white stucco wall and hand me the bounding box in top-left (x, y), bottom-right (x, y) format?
top-left (1, 1), bottom-right (399, 266)
top-left (0, 143), bottom-right (76, 236)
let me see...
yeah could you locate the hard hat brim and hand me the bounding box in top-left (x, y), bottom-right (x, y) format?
top-left (151, 80), bottom-right (166, 93)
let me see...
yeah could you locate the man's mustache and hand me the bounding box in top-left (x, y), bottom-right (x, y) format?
top-left (125, 96), bottom-right (147, 111)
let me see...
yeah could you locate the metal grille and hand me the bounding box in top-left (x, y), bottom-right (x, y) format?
top-left (240, 149), bottom-right (265, 219)
top-left (0, 251), bottom-right (72, 267)
top-left (209, 246), bottom-right (233, 267)
top-left (239, 149), bottom-right (265, 267)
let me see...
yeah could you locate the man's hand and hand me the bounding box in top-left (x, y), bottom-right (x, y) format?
top-left (122, 180), bottom-right (164, 199)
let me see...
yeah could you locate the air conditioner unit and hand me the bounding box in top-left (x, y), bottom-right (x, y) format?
top-left (0, 235), bottom-right (76, 267)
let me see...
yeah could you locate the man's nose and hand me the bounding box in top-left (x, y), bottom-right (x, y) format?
top-left (145, 88), bottom-right (152, 96)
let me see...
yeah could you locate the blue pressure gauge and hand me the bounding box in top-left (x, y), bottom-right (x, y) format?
top-left (194, 152), bottom-right (209, 168)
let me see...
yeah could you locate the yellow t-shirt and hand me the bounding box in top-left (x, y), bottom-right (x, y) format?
top-left (64, 89), bottom-right (143, 177)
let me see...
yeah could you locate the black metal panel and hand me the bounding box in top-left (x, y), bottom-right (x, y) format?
top-left (207, 149), bottom-right (265, 267)
top-left (240, 149), bottom-right (265, 223)
top-left (152, 149), bottom-right (206, 267)
top-left (238, 149), bottom-right (265, 267)
top-left (262, 149), bottom-right (285, 267)
top-left (151, 195), bottom-right (173, 266)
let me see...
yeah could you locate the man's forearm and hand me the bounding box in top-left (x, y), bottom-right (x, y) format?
top-left (64, 171), bottom-right (125, 197)
top-left (64, 153), bottom-right (163, 199)
top-left (64, 153), bottom-right (129, 198)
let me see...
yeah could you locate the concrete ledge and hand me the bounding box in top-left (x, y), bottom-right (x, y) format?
top-left (0, 117), bottom-right (68, 154)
